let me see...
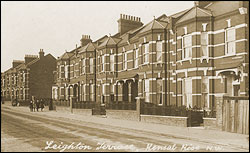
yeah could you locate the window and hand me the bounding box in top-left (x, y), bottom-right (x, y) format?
top-left (110, 55), bottom-right (115, 71)
top-left (102, 84), bottom-right (105, 95)
top-left (201, 77), bottom-right (209, 109)
top-left (144, 79), bottom-right (150, 102)
top-left (65, 65), bottom-right (69, 79)
top-left (90, 58), bottom-right (94, 73)
top-left (72, 65), bottom-right (74, 77)
top-left (201, 32), bottom-right (208, 57)
top-left (23, 73), bottom-right (25, 82)
top-left (225, 28), bottom-right (236, 55)
top-left (156, 41), bottom-right (162, 62)
top-left (182, 35), bottom-right (192, 59)
top-left (157, 34), bottom-right (161, 41)
top-left (82, 59), bottom-right (86, 74)
top-left (144, 43), bottom-right (149, 63)
top-left (90, 84), bottom-right (95, 101)
top-left (74, 64), bottom-right (77, 77)
top-left (60, 65), bottom-right (65, 78)
top-left (123, 52), bottom-right (127, 70)
top-left (157, 79), bottom-right (163, 105)
top-left (98, 57), bottom-right (101, 72)
top-left (134, 49), bottom-right (139, 68)
top-left (102, 56), bottom-right (105, 72)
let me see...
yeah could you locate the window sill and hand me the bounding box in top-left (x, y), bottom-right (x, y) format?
top-left (178, 58), bottom-right (192, 65)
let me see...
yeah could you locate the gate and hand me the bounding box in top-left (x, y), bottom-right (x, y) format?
top-left (222, 96), bottom-right (249, 134)
top-left (188, 110), bottom-right (204, 127)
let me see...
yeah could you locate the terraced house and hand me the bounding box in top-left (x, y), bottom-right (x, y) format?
top-left (52, 1), bottom-right (249, 112)
top-left (1, 50), bottom-right (57, 102)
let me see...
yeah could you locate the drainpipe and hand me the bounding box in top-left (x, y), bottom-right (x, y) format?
top-left (175, 26), bottom-right (178, 106)
top-left (151, 29), bottom-right (154, 104)
top-left (94, 49), bottom-right (97, 102)
top-left (167, 30), bottom-right (171, 105)
top-left (164, 28), bottom-right (167, 106)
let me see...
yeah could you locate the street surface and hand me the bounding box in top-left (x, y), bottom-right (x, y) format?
top-left (1, 103), bottom-right (249, 152)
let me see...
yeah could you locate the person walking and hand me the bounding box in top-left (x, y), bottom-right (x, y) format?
top-left (40, 99), bottom-right (44, 112)
top-left (29, 100), bottom-right (33, 112)
top-left (36, 100), bottom-right (40, 112)
top-left (33, 101), bottom-right (36, 112)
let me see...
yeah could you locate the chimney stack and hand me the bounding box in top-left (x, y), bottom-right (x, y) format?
top-left (25, 54), bottom-right (38, 64)
top-left (118, 14), bottom-right (143, 36)
top-left (80, 35), bottom-right (92, 47)
top-left (39, 49), bottom-right (45, 59)
top-left (12, 60), bottom-right (24, 68)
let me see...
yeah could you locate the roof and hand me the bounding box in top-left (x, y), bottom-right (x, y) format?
top-left (139, 19), bottom-right (168, 34)
top-left (205, 1), bottom-right (240, 17)
top-left (26, 58), bottom-right (39, 67)
top-left (78, 42), bottom-right (97, 53)
top-left (99, 36), bottom-right (121, 48)
top-left (176, 6), bottom-right (212, 24)
top-left (58, 51), bottom-right (74, 60)
top-left (170, 8), bottom-right (192, 19)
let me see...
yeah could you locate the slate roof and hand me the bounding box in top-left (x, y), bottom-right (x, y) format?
top-left (176, 6), bottom-right (212, 24)
top-left (78, 42), bottom-right (97, 53)
top-left (58, 52), bottom-right (74, 60)
top-left (139, 19), bottom-right (168, 34)
top-left (99, 36), bottom-right (121, 47)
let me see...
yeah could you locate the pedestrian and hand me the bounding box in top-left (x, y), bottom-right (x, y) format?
top-left (29, 100), bottom-right (33, 112)
top-left (36, 100), bottom-right (40, 112)
top-left (40, 99), bottom-right (44, 112)
top-left (33, 101), bottom-right (36, 112)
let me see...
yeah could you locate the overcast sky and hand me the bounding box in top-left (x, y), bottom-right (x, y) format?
top-left (1, 1), bottom-right (194, 72)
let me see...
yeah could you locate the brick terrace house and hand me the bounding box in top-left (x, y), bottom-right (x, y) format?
top-left (52, 1), bottom-right (249, 111)
top-left (1, 50), bottom-right (57, 102)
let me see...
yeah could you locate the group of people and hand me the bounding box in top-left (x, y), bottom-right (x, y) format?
top-left (29, 99), bottom-right (45, 112)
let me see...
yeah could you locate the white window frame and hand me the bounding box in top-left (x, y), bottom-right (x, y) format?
top-left (102, 56), bottom-right (105, 72)
top-left (201, 32), bottom-right (209, 57)
top-left (110, 54), bottom-right (115, 71)
top-left (201, 77), bottom-right (209, 109)
top-left (144, 43), bottom-right (149, 64)
top-left (156, 41), bottom-right (162, 62)
top-left (182, 35), bottom-right (192, 60)
top-left (82, 59), bottom-right (86, 74)
top-left (123, 52), bottom-right (127, 70)
top-left (89, 58), bottom-right (94, 73)
top-left (134, 49), bottom-right (139, 68)
top-left (225, 27), bottom-right (236, 56)
top-left (60, 65), bottom-right (65, 78)
top-left (23, 73), bottom-right (25, 82)
top-left (157, 79), bottom-right (163, 105)
top-left (144, 79), bottom-right (150, 102)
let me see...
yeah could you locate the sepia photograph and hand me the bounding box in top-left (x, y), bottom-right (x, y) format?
top-left (1, 1), bottom-right (249, 152)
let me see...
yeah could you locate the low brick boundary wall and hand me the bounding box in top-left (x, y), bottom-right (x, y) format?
top-left (140, 115), bottom-right (188, 127)
top-left (203, 118), bottom-right (217, 130)
top-left (73, 109), bottom-right (92, 116)
top-left (106, 110), bottom-right (138, 121)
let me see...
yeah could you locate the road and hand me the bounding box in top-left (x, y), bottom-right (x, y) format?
top-left (1, 105), bottom-right (248, 152)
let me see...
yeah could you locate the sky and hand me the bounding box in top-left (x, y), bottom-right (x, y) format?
top-left (1, 1), bottom-right (194, 72)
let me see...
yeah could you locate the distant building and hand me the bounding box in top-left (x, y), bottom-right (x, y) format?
top-left (1, 49), bottom-right (57, 101)
top-left (52, 1), bottom-right (249, 111)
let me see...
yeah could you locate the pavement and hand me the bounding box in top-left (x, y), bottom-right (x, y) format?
top-left (1, 101), bottom-right (249, 152)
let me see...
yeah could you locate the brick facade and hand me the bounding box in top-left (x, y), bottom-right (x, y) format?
top-left (52, 1), bottom-right (249, 112)
top-left (1, 49), bottom-right (56, 101)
